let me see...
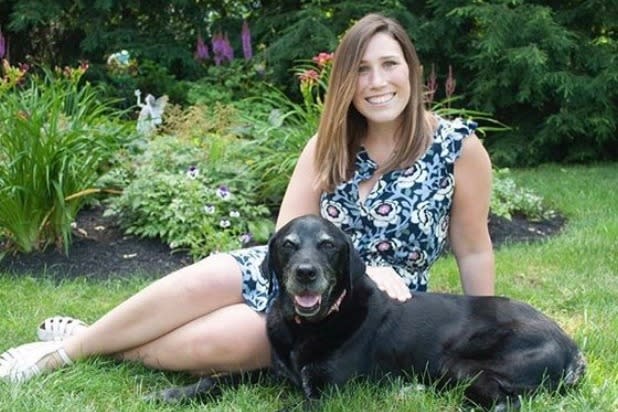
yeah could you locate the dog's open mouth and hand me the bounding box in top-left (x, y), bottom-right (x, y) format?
top-left (293, 292), bottom-right (322, 316)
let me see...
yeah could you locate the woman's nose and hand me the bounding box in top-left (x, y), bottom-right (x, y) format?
top-left (368, 68), bottom-right (387, 87)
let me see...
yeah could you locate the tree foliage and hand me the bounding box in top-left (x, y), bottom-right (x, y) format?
top-left (0, 0), bottom-right (615, 165)
top-left (445, 0), bottom-right (618, 164)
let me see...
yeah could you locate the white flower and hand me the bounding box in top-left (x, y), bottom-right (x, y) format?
top-left (219, 219), bottom-right (231, 228)
top-left (216, 185), bottom-right (231, 200)
top-left (320, 201), bottom-right (348, 225)
top-left (373, 238), bottom-right (402, 256)
top-left (229, 210), bottom-right (240, 218)
top-left (435, 215), bottom-right (449, 244)
top-left (410, 201), bottom-right (433, 234)
top-left (398, 163), bottom-right (428, 189)
top-left (407, 248), bottom-right (428, 269)
top-left (368, 201), bottom-right (401, 227)
top-left (203, 204), bottom-right (215, 214)
top-left (186, 166), bottom-right (200, 179)
top-left (435, 175), bottom-right (454, 201)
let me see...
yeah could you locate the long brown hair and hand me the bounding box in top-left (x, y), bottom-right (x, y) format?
top-left (314, 13), bottom-right (432, 191)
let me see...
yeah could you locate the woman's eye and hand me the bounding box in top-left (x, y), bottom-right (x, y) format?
top-left (358, 65), bottom-right (369, 73)
top-left (384, 60), bottom-right (397, 68)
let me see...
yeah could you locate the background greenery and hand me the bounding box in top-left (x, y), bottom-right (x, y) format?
top-left (1, 0), bottom-right (615, 166)
top-left (0, 164), bottom-right (616, 411)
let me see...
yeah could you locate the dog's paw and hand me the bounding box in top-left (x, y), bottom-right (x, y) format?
top-left (142, 387), bottom-right (185, 404)
top-left (143, 377), bottom-right (216, 404)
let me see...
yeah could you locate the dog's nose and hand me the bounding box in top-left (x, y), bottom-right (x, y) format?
top-left (295, 264), bottom-right (317, 283)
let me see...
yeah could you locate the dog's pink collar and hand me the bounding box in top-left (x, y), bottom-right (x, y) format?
top-left (294, 289), bottom-right (347, 325)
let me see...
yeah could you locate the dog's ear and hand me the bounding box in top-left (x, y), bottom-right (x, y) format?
top-left (261, 235), bottom-right (278, 296)
top-left (345, 235), bottom-right (366, 291)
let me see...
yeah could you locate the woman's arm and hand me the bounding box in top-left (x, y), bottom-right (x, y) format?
top-left (275, 136), bottom-right (322, 230)
top-left (449, 133), bottom-right (495, 296)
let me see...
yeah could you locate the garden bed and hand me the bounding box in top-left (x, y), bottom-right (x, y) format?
top-left (0, 206), bottom-right (565, 281)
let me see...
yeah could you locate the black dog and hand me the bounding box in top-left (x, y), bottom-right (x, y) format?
top-left (263, 215), bottom-right (586, 410)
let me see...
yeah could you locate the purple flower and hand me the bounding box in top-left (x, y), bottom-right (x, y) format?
top-left (0, 28), bottom-right (6, 59)
top-left (216, 185), bottom-right (231, 200)
top-left (186, 166), bottom-right (200, 179)
top-left (239, 232), bottom-right (253, 245)
top-left (195, 35), bottom-right (209, 61)
top-left (241, 21), bottom-right (252, 60)
top-left (212, 32), bottom-right (234, 66)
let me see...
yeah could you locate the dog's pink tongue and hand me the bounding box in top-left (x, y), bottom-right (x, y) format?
top-left (294, 294), bottom-right (321, 308)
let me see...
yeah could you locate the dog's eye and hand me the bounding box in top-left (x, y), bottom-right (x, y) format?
top-left (282, 239), bottom-right (297, 250)
top-left (319, 240), bottom-right (335, 250)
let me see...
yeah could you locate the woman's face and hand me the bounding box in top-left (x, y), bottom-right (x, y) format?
top-left (352, 32), bottom-right (410, 128)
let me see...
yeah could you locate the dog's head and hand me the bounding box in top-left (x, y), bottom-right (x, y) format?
top-left (262, 215), bottom-right (365, 322)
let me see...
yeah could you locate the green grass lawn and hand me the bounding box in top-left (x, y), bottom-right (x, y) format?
top-left (1, 163), bottom-right (617, 411)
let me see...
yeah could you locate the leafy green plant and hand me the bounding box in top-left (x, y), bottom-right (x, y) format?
top-left (186, 59), bottom-right (273, 108)
top-left (491, 168), bottom-right (554, 221)
top-left (237, 53), bottom-right (333, 207)
top-left (104, 131), bottom-right (273, 260)
top-left (0, 63), bottom-right (131, 254)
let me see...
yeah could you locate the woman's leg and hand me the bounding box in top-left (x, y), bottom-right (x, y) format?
top-left (62, 253), bottom-right (251, 364)
top-left (118, 303), bottom-right (270, 373)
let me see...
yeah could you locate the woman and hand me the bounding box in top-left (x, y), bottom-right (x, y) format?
top-left (0, 13), bottom-right (494, 383)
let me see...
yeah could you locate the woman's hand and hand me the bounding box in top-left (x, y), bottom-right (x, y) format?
top-left (366, 266), bottom-right (412, 302)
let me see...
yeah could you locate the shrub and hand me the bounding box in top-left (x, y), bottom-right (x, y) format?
top-left (186, 59), bottom-right (273, 112)
top-left (0, 63), bottom-right (131, 253)
top-left (446, 1), bottom-right (618, 165)
top-left (103, 107), bottom-right (273, 260)
top-left (491, 168), bottom-right (554, 221)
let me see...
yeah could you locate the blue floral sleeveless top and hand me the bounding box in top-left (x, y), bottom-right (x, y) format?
top-left (319, 117), bottom-right (477, 291)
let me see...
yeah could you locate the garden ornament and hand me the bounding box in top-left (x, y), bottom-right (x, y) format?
top-left (135, 89), bottom-right (168, 135)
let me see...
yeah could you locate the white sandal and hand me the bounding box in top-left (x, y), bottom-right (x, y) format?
top-left (37, 316), bottom-right (88, 342)
top-left (0, 341), bottom-right (73, 383)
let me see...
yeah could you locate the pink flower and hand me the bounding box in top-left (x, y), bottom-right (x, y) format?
top-left (312, 52), bottom-right (333, 67)
top-left (241, 21), bottom-right (252, 60)
top-left (425, 64), bottom-right (437, 104)
top-left (297, 69), bottom-right (319, 85)
top-left (376, 203), bottom-right (393, 216)
top-left (445, 65), bottom-right (456, 98)
top-left (0, 28), bottom-right (6, 59)
top-left (195, 35), bottom-right (209, 61)
top-left (377, 241), bottom-right (391, 252)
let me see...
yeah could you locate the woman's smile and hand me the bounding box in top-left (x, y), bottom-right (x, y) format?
top-left (365, 92), bottom-right (396, 105)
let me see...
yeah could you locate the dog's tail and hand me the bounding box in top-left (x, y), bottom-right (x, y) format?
top-left (563, 350), bottom-right (586, 387)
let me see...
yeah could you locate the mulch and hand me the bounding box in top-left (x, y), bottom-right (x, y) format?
top-left (0, 206), bottom-right (566, 281)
